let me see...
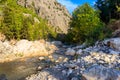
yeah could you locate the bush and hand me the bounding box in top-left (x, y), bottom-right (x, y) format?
top-left (66, 3), bottom-right (108, 45)
top-left (0, 0), bottom-right (57, 40)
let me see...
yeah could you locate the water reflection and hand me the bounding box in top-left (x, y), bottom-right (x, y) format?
top-left (0, 53), bottom-right (68, 80)
top-left (0, 57), bottom-right (40, 80)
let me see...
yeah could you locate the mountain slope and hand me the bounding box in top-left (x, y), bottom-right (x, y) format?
top-left (17, 0), bottom-right (71, 33)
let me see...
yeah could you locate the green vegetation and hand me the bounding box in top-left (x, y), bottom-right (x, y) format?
top-left (116, 6), bottom-right (120, 12)
top-left (66, 3), bottom-right (109, 44)
top-left (0, 0), bottom-right (119, 44)
top-left (65, 0), bottom-right (120, 44)
top-left (0, 0), bottom-right (57, 40)
top-left (95, 0), bottom-right (120, 23)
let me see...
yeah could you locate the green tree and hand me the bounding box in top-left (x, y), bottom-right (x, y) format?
top-left (2, 6), bottom-right (15, 39)
top-left (0, 0), bottom-right (7, 4)
top-left (67, 3), bottom-right (105, 44)
top-left (95, 0), bottom-right (120, 23)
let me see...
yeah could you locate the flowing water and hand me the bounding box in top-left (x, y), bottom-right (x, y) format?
top-left (0, 57), bottom-right (40, 80)
top-left (0, 53), bottom-right (67, 80)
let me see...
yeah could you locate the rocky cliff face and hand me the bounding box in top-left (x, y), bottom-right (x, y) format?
top-left (17, 0), bottom-right (71, 33)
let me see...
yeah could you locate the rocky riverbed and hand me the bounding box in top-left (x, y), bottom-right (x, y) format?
top-left (0, 38), bottom-right (120, 80)
top-left (26, 38), bottom-right (120, 80)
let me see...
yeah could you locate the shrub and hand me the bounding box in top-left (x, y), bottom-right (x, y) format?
top-left (66, 3), bottom-right (108, 44)
top-left (0, 0), bottom-right (57, 40)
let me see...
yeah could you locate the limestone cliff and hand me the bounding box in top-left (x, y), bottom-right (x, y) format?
top-left (17, 0), bottom-right (71, 33)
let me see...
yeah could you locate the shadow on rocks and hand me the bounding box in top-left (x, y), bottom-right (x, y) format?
top-left (0, 74), bottom-right (7, 80)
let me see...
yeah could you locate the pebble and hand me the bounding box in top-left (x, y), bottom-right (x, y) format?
top-left (39, 57), bottom-right (45, 60)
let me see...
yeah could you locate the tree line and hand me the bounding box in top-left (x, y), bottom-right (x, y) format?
top-left (65, 0), bottom-right (120, 45)
top-left (0, 0), bottom-right (120, 44)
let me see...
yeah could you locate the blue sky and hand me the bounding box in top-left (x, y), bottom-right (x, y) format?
top-left (57, 0), bottom-right (96, 13)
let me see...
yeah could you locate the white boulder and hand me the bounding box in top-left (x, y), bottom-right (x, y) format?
top-left (65, 48), bottom-right (76, 56)
top-left (13, 40), bottom-right (48, 55)
top-left (105, 38), bottom-right (120, 51)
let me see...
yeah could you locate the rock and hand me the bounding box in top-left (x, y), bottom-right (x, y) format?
top-left (13, 40), bottom-right (48, 55)
top-left (10, 39), bottom-right (17, 45)
top-left (74, 43), bottom-right (87, 49)
top-left (17, 0), bottom-right (71, 33)
top-left (82, 65), bottom-right (120, 80)
top-left (37, 66), bottom-right (42, 71)
top-left (71, 77), bottom-right (79, 80)
top-left (25, 39), bottom-right (120, 80)
top-left (26, 70), bottom-right (66, 80)
top-left (48, 55), bottom-right (53, 59)
top-left (14, 40), bottom-right (32, 54)
top-left (0, 41), bottom-right (13, 54)
top-left (26, 71), bottom-right (57, 80)
top-left (65, 48), bottom-right (76, 56)
top-left (0, 74), bottom-right (7, 80)
top-left (64, 64), bottom-right (77, 69)
top-left (80, 51), bottom-right (120, 69)
top-left (51, 41), bottom-right (62, 46)
top-left (105, 38), bottom-right (120, 51)
top-left (39, 57), bottom-right (45, 60)
top-left (76, 49), bottom-right (83, 55)
top-left (63, 58), bottom-right (68, 62)
top-left (104, 56), bottom-right (111, 63)
top-left (31, 41), bottom-right (48, 54)
top-left (82, 56), bottom-right (93, 63)
top-left (109, 50), bottom-right (120, 54)
top-left (3, 41), bottom-right (13, 54)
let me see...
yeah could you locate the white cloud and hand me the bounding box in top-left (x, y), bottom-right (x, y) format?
top-left (57, 0), bottom-right (78, 13)
top-left (92, 1), bottom-right (96, 5)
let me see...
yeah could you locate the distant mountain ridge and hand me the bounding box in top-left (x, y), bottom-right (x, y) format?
top-left (17, 0), bottom-right (71, 33)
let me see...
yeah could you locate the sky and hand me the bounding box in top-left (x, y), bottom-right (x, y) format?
top-left (57, 0), bottom-right (96, 13)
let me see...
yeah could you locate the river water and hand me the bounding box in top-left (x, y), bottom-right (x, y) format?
top-left (0, 57), bottom-right (40, 80)
top-left (0, 53), bottom-right (67, 80)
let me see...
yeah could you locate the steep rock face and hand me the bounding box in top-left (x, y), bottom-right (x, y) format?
top-left (17, 0), bottom-right (71, 33)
